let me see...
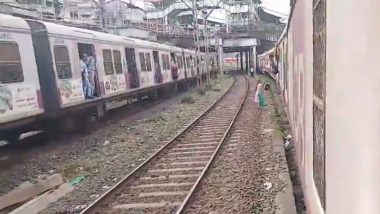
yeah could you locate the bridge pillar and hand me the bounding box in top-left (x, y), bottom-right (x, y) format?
top-left (251, 46), bottom-right (257, 75)
top-left (217, 38), bottom-right (223, 74)
top-left (248, 47), bottom-right (253, 72)
top-left (164, 16), bottom-right (168, 25)
top-left (245, 50), bottom-right (249, 73)
top-left (240, 51), bottom-right (244, 71)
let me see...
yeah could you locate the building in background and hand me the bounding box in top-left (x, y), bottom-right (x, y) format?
top-left (0, 0), bottom-right (285, 46)
top-left (0, 0), bottom-right (63, 20)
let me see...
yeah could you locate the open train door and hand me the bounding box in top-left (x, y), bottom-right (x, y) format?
top-left (78, 43), bottom-right (101, 97)
top-left (182, 50), bottom-right (188, 80)
top-left (152, 51), bottom-right (163, 83)
top-left (125, 48), bottom-right (139, 88)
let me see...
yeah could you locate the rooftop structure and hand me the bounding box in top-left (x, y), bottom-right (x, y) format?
top-left (0, 0), bottom-right (63, 20)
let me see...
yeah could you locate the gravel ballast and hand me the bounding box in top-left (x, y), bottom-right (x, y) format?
top-left (0, 76), bottom-right (233, 214)
top-left (184, 77), bottom-right (295, 214)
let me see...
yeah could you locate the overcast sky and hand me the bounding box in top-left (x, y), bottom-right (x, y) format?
top-left (261, 0), bottom-right (290, 16)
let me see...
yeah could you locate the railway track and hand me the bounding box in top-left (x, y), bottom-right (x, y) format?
top-left (81, 74), bottom-right (249, 214)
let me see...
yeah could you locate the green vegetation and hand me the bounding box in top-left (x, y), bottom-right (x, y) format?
top-left (181, 95), bottom-right (196, 104)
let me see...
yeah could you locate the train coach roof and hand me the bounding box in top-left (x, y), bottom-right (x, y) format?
top-left (129, 38), bottom-right (179, 52)
top-left (155, 42), bottom-right (182, 52)
top-left (0, 14), bottom-right (191, 52)
top-left (258, 46), bottom-right (276, 58)
top-left (40, 21), bottom-right (184, 51)
top-left (42, 21), bottom-right (135, 45)
top-left (183, 49), bottom-right (196, 54)
top-left (0, 14), bottom-right (30, 31)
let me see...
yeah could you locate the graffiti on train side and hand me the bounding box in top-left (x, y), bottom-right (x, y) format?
top-left (104, 74), bottom-right (127, 94)
top-left (59, 79), bottom-right (84, 105)
top-left (293, 54), bottom-right (306, 165)
top-left (0, 85), bottom-right (13, 114)
top-left (0, 84), bottom-right (40, 118)
top-left (0, 32), bottom-right (12, 41)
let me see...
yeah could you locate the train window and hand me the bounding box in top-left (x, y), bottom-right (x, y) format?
top-left (170, 53), bottom-right (176, 63)
top-left (0, 42), bottom-right (24, 83)
top-left (53, 46), bottom-right (72, 79)
top-left (168, 55), bottom-right (171, 68)
top-left (161, 54), bottom-right (168, 70)
top-left (113, 50), bottom-right (123, 74)
top-left (186, 57), bottom-right (190, 68)
top-left (145, 53), bottom-right (152, 71)
top-left (166, 55), bottom-right (170, 69)
top-left (176, 56), bottom-right (180, 68)
top-left (167, 55), bottom-right (171, 69)
top-left (161, 54), bottom-right (170, 70)
top-left (160, 54), bottom-right (164, 69)
top-left (139, 52), bottom-right (146, 71)
top-left (176, 56), bottom-right (182, 69)
top-left (102, 49), bottom-right (114, 75)
top-left (161, 54), bottom-right (165, 69)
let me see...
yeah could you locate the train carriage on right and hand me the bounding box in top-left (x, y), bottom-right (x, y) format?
top-left (258, 0), bottom-right (323, 213)
top-left (259, 0), bottom-right (380, 213)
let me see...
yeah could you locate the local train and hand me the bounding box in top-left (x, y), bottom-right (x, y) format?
top-left (259, 0), bottom-right (380, 213)
top-left (0, 14), bottom-right (215, 142)
top-left (258, 0), bottom-right (322, 213)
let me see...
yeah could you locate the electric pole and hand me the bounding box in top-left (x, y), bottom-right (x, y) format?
top-left (204, 15), bottom-right (210, 86)
top-left (192, 0), bottom-right (201, 87)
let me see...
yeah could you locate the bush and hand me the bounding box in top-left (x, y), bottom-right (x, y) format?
top-left (181, 95), bottom-right (195, 104)
top-left (206, 84), bottom-right (213, 91)
top-left (196, 88), bottom-right (206, 95)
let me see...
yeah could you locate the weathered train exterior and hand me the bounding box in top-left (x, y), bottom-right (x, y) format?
top-left (260, 0), bottom-right (380, 213)
top-left (0, 14), bottom-right (212, 141)
top-left (258, 0), bottom-right (322, 213)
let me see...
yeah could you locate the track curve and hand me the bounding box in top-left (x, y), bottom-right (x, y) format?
top-left (81, 74), bottom-right (249, 214)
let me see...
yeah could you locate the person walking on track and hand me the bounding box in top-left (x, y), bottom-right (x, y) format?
top-left (254, 80), bottom-right (266, 109)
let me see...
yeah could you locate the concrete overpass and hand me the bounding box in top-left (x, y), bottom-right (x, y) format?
top-left (222, 38), bottom-right (258, 73)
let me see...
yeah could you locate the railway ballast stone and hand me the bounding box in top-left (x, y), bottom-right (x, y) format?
top-left (0, 76), bottom-right (234, 214)
top-left (185, 76), bottom-right (296, 214)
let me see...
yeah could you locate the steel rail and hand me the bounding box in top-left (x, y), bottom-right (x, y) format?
top-left (176, 75), bottom-right (249, 213)
top-left (80, 74), bottom-right (238, 214)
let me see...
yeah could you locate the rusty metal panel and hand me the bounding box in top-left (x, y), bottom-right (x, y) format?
top-left (313, 0), bottom-right (326, 209)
